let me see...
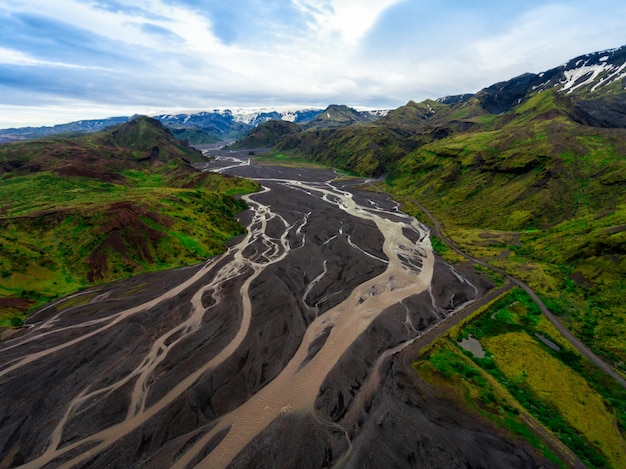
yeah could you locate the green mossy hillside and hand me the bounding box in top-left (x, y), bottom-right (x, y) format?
top-left (275, 125), bottom-right (414, 176)
top-left (387, 92), bottom-right (626, 372)
top-left (390, 113), bottom-right (626, 230)
top-left (414, 288), bottom-right (626, 468)
top-left (0, 116), bottom-right (206, 177)
top-left (229, 120), bottom-right (301, 149)
top-left (0, 120), bottom-right (259, 326)
top-left (95, 116), bottom-right (206, 162)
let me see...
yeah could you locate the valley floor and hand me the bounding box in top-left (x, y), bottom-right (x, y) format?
top-left (0, 155), bottom-right (605, 468)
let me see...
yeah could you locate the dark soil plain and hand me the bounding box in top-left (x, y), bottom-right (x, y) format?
top-left (0, 155), bottom-right (556, 468)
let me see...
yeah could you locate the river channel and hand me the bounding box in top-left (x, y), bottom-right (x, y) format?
top-left (0, 154), bottom-right (547, 468)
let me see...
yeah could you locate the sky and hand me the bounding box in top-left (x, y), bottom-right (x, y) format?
top-left (1, 0), bottom-right (625, 128)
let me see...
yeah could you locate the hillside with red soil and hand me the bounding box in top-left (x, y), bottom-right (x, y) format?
top-left (0, 117), bottom-right (259, 324)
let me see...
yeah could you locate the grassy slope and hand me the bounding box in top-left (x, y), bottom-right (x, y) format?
top-left (0, 120), bottom-right (259, 325)
top-left (228, 120), bottom-right (301, 149)
top-left (275, 124), bottom-right (413, 176)
top-left (265, 90), bottom-right (626, 464)
top-left (387, 91), bottom-right (626, 374)
top-left (413, 287), bottom-right (626, 468)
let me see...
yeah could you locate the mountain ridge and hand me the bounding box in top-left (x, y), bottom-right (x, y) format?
top-left (241, 44), bottom-right (626, 388)
top-left (0, 108), bottom-right (331, 144)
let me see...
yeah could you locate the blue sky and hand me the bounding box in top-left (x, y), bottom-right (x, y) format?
top-left (1, 0), bottom-right (625, 128)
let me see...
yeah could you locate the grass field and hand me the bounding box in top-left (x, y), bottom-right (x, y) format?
top-left (413, 287), bottom-right (626, 468)
top-left (0, 159), bottom-right (259, 325)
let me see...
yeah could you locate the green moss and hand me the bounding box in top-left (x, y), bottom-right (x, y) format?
top-left (485, 331), bottom-right (620, 468)
top-left (415, 341), bottom-right (565, 467)
top-left (439, 287), bottom-right (626, 467)
top-left (0, 164), bottom-right (258, 323)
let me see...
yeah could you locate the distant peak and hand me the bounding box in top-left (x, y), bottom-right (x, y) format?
top-left (436, 94), bottom-right (473, 105)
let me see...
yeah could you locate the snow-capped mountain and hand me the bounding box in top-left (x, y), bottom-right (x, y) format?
top-left (473, 45), bottom-right (626, 115)
top-left (535, 46), bottom-right (626, 95)
top-left (0, 108), bottom-right (325, 143)
top-left (154, 108), bottom-right (324, 127)
top-left (436, 94), bottom-right (474, 105)
top-left (246, 109), bottom-right (324, 126)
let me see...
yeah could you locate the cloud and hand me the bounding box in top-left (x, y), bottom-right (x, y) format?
top-left (354, 0), bottom-right (626, 99)
top-left (0, 47), bottom-right (109, 70)
top-left (292, 0), bottom-right (403, 45)
top-left (472, 3), bottom-right (626, 72)
top-left (0, 0), bottom-right (625, 127)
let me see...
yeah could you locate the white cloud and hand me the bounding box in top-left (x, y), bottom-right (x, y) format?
top-left (292, 0), bottom-right (403, 45)
top-left (1, 0), bottom-right (625, 127)
top-left (0, 47), bottom-right (110, 70)
top-left (475, 5), bottom-right (592, 72)
top-left (347, 1), bottom-right (626, 101)
top-left (5, 0), bottom-right (226, 52)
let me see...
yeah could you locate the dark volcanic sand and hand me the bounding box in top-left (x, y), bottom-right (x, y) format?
top-left (0, 155), bottom-right (555, 468)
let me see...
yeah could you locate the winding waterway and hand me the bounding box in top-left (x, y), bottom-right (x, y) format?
top-left (0, 154), bottom-right (532, 468)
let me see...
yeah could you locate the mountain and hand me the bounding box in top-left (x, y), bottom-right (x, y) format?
top-left (0, 116), bottom-right (258, 322)
top-left (0, 116), bottom-right (205, 179)
top-left (378, 99), bottom-right (447, 131)
top-left (436, 93), bottom-right (474, 105)
top-left (229, 105), bottom-right (391, 150)
top-left (0, 107), bottom-right (390, 146)
top-left (258, 44), bottom-right (626, 377)
top-left (247, 108), bottom-right (323, 126)
top-left (531, 45), bottom-right (626, 95)
top-left (275, 123), bottom-right (412, 176)
top-left (228, 120), bottom-right (302, 149)
top-left (303, 104), bottom-right (384, 131)
top-left (0, 108), bottom-right (326, 145)
top-left (0, 116), bottom-right (130, 143)
top-left (474, 46), bottom-right (626, 118)
top-left (153, 110), bottom-right (254, 143)
top-left (267, 46), bottom-right (626, 174)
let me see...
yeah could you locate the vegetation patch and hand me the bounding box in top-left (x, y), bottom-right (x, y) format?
top-left (485, 331), bottom-right (625, 468)
top-left (414, 341), bottom-right (563, 467)
top-left (0, 118), bottom-right (260, 324)
top-left (415, 287), bottom-right (626, 468)
top-left (254, 151), bottom-right (331, 169)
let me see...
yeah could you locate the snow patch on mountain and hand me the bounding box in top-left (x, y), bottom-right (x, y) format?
top-left (523, 46), bottom-right (626, 95)
top-left (187, 107), bottom-right (324, 125)
top-left (560, 63), bottom-right (611, 93)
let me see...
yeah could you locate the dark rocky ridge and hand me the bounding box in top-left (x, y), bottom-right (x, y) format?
top-left (303, 104), bottom-right (381, 131)
top-left (228, 120), bottom-right (301, 149)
